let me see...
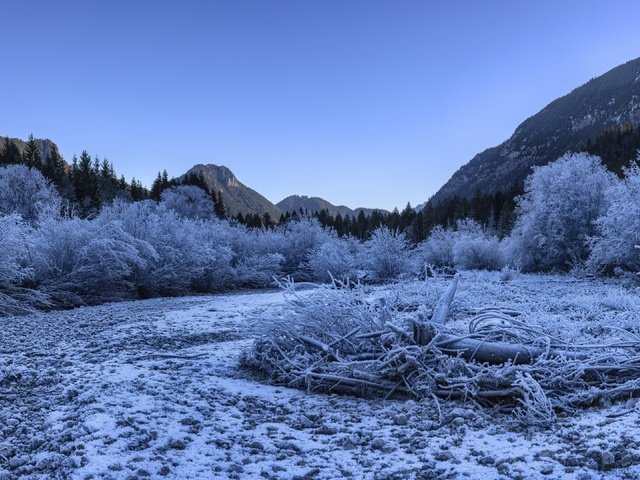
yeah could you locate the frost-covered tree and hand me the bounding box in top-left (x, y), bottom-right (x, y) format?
top-left (99, 200), bottom-right (234, 296)
top-left (308, 235), bottom-right (362, 282)
top-left (0, 164), bottom-right (61, 224)
top-left (0, 214), bottom-right (48, 314)
top-left (31, 216), bottom-right (155, 305)
top-left (589, 163), bottom-right (640, 273)
top-left (0, 215), bottom-right (31, 287)
top-left (228, 226), bottom-right (285, 287)
top-left (416, 225), bottom-right (455, 268)
top-left (280, 218), bottom-right (333, 279)
top-left (362, 227), bottom-right (412, 282)
top-left (451, 219), bottom-right (505, 270)
top-left (508, 153), bottom-right (615, 271)
top-left (160, 184), bottom-right (215, 221)
top-left (416, 219), bottom-right (505, 271)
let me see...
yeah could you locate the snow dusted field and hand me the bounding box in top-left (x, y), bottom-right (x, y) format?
top-left (1, 272), bottom-right (640, 479)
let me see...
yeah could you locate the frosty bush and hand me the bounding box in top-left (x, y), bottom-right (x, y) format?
top-left (160, 184), bottom-right (215, 220)
top-left (234, 253), bottom-right (284, 287)
top-left (452, 219), bottom-right (505, 270)
top-left (190, 221), bottom-right (236, 292)
top-left (362, 227), bottom-right (412, 282)
top-left (0, 215), bottom-right (31, 287)
top-left (31, 216), bottom-right (155, 306)
top-left (453, 235), bottom-right (505, 270)
top-left (0, 165), bottom-right (60, 224)
top-left (509, 153), bottom-right (615, 271)
top-left (308, 235), bottom-right (361, 282)
top-left (100, 200), bottom-right (228, 296)
top-left (227, 226), bottom-right (285, 287)
top-left (417, 219), bottom-right (505, 271)
top-left (589, 164), bottom-right (640, 274)
top-left (280, 218), bottom-right (333, 279)
top-left (0, 214), bottom-right (48, 315)
top-left (417, 226), bottom-right (455, 268)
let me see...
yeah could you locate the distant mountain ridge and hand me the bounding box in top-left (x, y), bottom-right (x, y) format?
top-left (182, 164), bottom-right (283, 219)
top-left (276, 194), bottom-right (389, 217)
top-left (430, 57), bottom-right (640, 204)
top-left (180, 164), bottom-right (393, 219)
top-left (277, 195), bottom-right (353, 217)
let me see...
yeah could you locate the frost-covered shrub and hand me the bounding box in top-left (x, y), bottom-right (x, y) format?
top-left (99, 200), bottom-right (227, 295)
top-left (451, 219), bottom-right (505, 270)
top-left (0, 215), bottom-right (32, 287)
top-left (227, 226), bottom-right (285, 287)
top-left (589, 164), bottom-right (640, 274)
top-left (0, 214), bottom-right (48, 315)
top-left (30, 217), bottom-right (91, 306)
top-left (191, 221), bottom-right (236, 291)
top-left (509, 153), bottom-right (615, 271)
top-left (31, 216), bottom-right (155, 305)
top-left (362, 227), bottom-right (412, 282)
top-left (417, 219), bottom-right (505, 271)
top-left (417, 226), bottom-right (455, 268)
top-left (308, 236), bottom-right (362, 282)
top-left (280, 218), bottom-right (333, 279)
top-left (160, 185), bottom-right (215, 220)
top-left (0, 165), bottom-right (60, 223)
top-left (453, 236), bottom-right (505, 270)
top-left (234, 253), bottom-right (284, 287)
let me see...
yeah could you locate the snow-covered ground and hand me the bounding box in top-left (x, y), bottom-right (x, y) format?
top-left (1, 273), bottom-right (640, 479)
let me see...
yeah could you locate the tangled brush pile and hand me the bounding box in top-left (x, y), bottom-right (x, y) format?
top-left (242, 276), bottom-right (640, 426)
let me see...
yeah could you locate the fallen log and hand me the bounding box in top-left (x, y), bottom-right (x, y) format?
top-left (410, 325), bottom-right (591, 365)
top-left (436, 335), bottom-right (545, 364)
top-left (431, 273), bottom-right (459, 325)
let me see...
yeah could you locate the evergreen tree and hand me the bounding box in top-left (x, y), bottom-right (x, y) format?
top-left (22, 134), bottom-right (41, 168)
top-left (97, 158), bottom-right (118, 205)
top-left (150, 171), bottom-right (164, 200)
top-left (213, 190), bottom-right (226, 219)
top-left (0, 138), bottom-right (22, 165)
top-left (43, 145), bottom-right (66, 183)
top-left (118, 175), bottom-right (128, 191)
top-left (161, 170), bottom-right (171, 190)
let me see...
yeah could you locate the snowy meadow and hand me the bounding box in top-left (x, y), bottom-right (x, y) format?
top-left (1, 273), bottom-right (640, 479)
top-left (2, 152), bottom-right (640, 479)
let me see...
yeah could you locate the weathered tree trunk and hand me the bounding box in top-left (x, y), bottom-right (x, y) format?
top-left (431, 273), bottom-right (458, 325)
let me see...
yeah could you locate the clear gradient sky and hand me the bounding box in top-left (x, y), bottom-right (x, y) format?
top-left (2, 1), bottom-right (640, 211)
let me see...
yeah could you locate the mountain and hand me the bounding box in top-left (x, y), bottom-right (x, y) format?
top-left (352, 207), bottom-right (390, 217)
top-left (277, 195), bottom-right (353, 217)
top-left (430, 57), bottom-right (640, 205)
top-left (182, 164), bottom-right (282, 219)
top-left (277, 194), bottom-right (390, 217)
top-left (0, 136), bottom-right (65, 168)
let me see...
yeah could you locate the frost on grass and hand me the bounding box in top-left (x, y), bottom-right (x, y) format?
top-left (2, 277), bottom-right (640, 479)
top-left (243, 274), bottom-right (640, 426)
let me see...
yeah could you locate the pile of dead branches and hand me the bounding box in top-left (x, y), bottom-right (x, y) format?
top-left (242, 276), bottom-right (640, 425)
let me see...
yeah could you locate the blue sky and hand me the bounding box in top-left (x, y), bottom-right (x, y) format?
top-left (2, 1), bottom-right (640, 210)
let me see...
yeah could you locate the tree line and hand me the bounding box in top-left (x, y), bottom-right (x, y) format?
top-left (0, 135), bottom-right (227, 219)
top-left (3, 122), bottom-right (640, 241)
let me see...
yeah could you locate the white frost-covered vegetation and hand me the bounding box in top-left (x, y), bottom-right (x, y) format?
top-left (589, 164), bottom-right (640, 274)
top-left (417, 219), bottom-right (505, 271)
top-left (2, 272), bottom-right (640, 479)
top-left (2, 151), bottom-right (640, 316)
top-left (508, 152), bottom-right (616, 271)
